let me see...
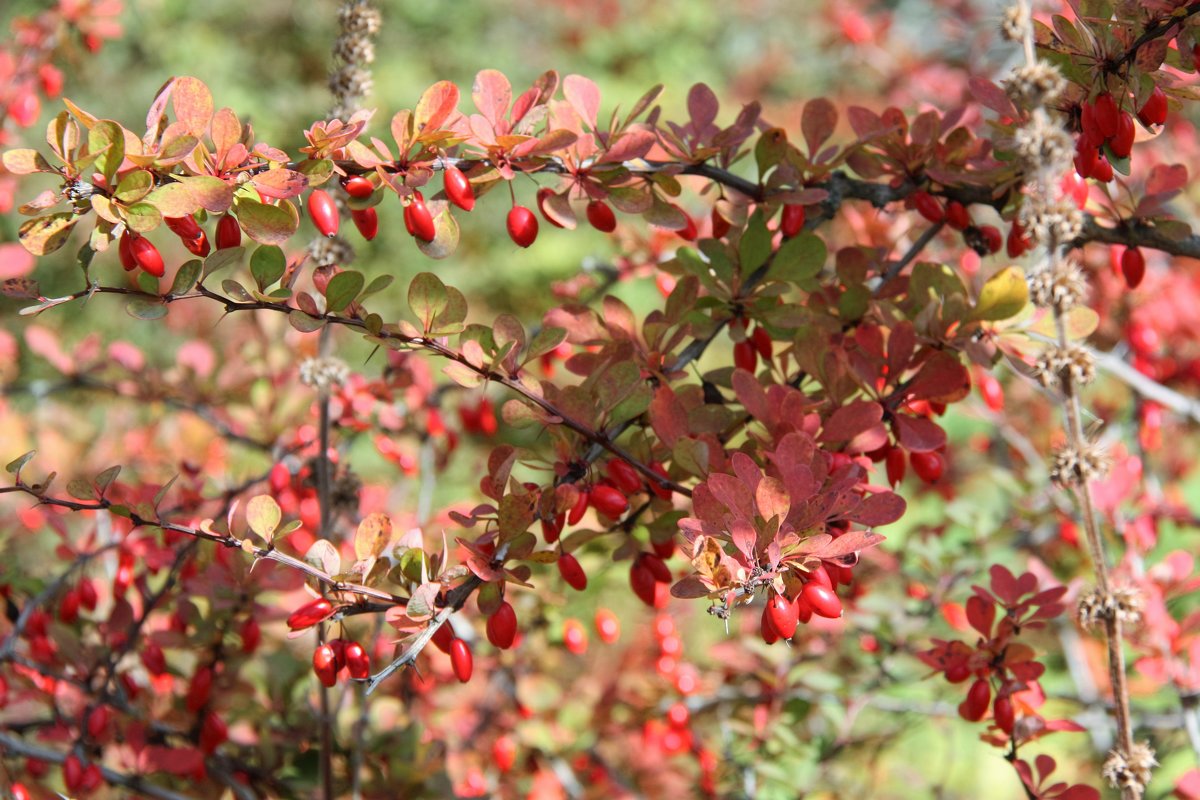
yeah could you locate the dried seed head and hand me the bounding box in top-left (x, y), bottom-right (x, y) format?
top-left (1005, 63), bottom-right (1066, 110)
top-left (1102, 742), bottom-right (1156, 795)
top-left (1050, 441), bottom-right (1109, 486)
top-left (308, 236), bottom-right (355, 268)
top-left (1012, 110), bottom-right (1073, 171)
top-left (1029, 257), bottom-right (1088, 309)
top-left (1001, 4), bottom-right (1030, 42)
top-left (1033, 342), bottom-right (1096, 389)
top-left (1019, 194), bottom-right (1083, 248)
top-left (334, 35), bottom-right (376, 66)
top-left (338, 1), bottom-right (381, 35)
top-left (299, 357), bottom-right (350, 391)
top-left (1076, 585), bottom-right (1143, 630)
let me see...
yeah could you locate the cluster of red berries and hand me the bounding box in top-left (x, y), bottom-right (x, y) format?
top-left (731, 319), bottom-right (774, 375)
top-left (910, 191), bottom-right (1005, 257)
top-left (760, 564), bottom-right (846, 644)
top-left (311, 638), bottom-right (371, 687)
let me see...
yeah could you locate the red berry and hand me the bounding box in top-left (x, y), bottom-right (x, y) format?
top-left (960, 678), bottom-right (991, 721)
top-left (11, 783), bottom-right (30, 800)
top-left (351, 207), bottom-right (378, 241)
top-left (1079, 100), bottom-right (1101, 148)
top-left (287, 597), bottom-right (334, 630)
top-left (910, 450), bottom-right (944, 483)
top-left (993, 695), bottom-right (1015, 733)
top-left (240, 618), bottom-right (261, 654)
top-left (329, 638), bottom-right (348, 671)
top-left (449, 638), bottom-right (473, 682)
top-left (200, 711), bottom-right (228, 754)
top-left (1137, 86), bottom-right (1168, 127)
top-left (86, 704), bottom-right (111, 740)
top-left (39, 63), bottom-right (64, 98)
top-left (64, 754), bottom-right (85, 792)
top-left (978, 372), bottom-right (1004, 412)
top-left (606, 459), bottom-right (642, 494)
top-left (674, 206), bottom-right (698, 241)
top-left (165, 215), bottom-right (203, 240)
top-left (760, 603), bottom-right (780, 644)
top-left (590, 485), bottom-right (629, 518)
top-left (945, 662), bottom-right (971, 683)
top-left (912, 191), bottom-right (944, 223)
top-left (507, 205), bottom-right (539, 247)
top-left (630, 561), bottom-right (657, 607)
top-left (944, 201), bottom-right (970, 231)
top-left (344, 641), bottom-right (370, 679)
top-left (186, 666), bottom-right (213, 712)
top-left (885, 446), bottom-right (906, 487)
top-left (183, 231), bottom-right (211, 257)
top-left (216, 214), bottom-right (241, 249)
top-left (562, 618), bottom-right (587, 654)
top-left (733, 340), bottom-right (758, 373)
top-left (431, 622), bottom-right (454, 654)
top-left (801, 582), bottom-right (843, 619)
top-left (979, 225), bottom-right (1002, 255)
top-left (710, 207), bottom-right (731, 238)
top-left (405, 196), bottom-right (436, 243)
top-left (750, 326), bottom-right (773, 361)
top-left (118, 232), bottom-right (138, 270)
top-left (486, 601), bottom-right (518, 649)
top-left (1110, 111), bottom-right (1135, 159)
top-left (59, 587), bottom-right (81, 623)
top-left (1091, 155), bottom-right (1114, 183)
top-left (541, 512), bottom-right (564, 543)
top-left (567, 489), bottom-right (590, 525)
top-left (558, 552), bottom-right (588, 591)
top-left (767, 592), bottom-right (799, 639)
top-left (492, 735), bottom-right (517, 772)
top-left (129, 235), bottom-right (165, 277)
top-left (1121, 246), bottom-right (1145, 289)
top-left (640, 553), bottom-right (672, 584)
top-left (343, 175), bottom-right (375, 199)
top-left (8, 90), bottom-right (39, 128)
top-left (594, 608), bottom-right (620, 643)
top-left (780, 204), bottom-right (805, 237)
top-left (313, 644), bottom-right (337, 687)
top-left (649, 461), bottom-right (673, 501)
top-left (141, 641), bottom-right (167, 676)
top-left (0, 674), bottom-right (7, 707)
top-left (307, 189), bottom-right (339, 237)
top-left (1074, 139), bottom-right (1099, 180)
top-left (443, 166), bottom-right (475, 211)
top-left (586, 199), bottom-right (617, 233)
top-left (1006, 221), bottom-right (1029, 258)
top-left (1093, 92), bottom-right (1119, 139)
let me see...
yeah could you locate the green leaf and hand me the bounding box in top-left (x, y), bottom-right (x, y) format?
top-left (19, 213), bottom-right (77, 256)
top-left (202, 246), bottom-right (244, 279)
top-left (169, 259), bottom-right (202, 295)
top-left (67, 478), bottom-right (96, 501)
top-left (125, 298), bottom-right (168, 320)
top-left (443, 361), bottom-right (484, 388)
top-left (113, 169), bottom-right (154, 205)
top-left (359, 274), bottom-right (394, 300)
top-left (408, 272), bottom-right (448, 331)
top-left (325, 270), bottom-right (364, 313)
top-left (94, 465), bottom-right (121, 495)
top-left (124, 202), bottom-right (163, 233)
top-left (250, 245), bottom-right (286, 291)
top-left (152, 475), bottom-right (178, 508)
top-left (524, 326), bottom-right (567, 364)
top-left (768, 233), bottom-right (826, 283)
top-left (288, 310), bottom-right (326, 332)
top-left (246, 495), bottom-right (282, 542)
top-left (6, 451), bottom-right (36, 475)
top-left (738, 210), bottom-right (772, 273)
top-left (88, 120), bottom-right (125, 185)
top-left (970, 266), bottom-right (1028, 321)
top-left (236, 198), bottom-right (299, 246)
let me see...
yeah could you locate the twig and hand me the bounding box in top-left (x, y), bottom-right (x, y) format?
top-left (0, 730), bottom-right (196, 800)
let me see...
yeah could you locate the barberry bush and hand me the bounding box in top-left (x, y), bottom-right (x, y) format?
top-left (1, 0), bottom-right (1199, 798)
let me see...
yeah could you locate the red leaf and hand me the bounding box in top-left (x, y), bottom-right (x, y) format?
top-left (599, 128), bottom-right (656, 163)
top-left (801, 98), bottom-right (838, 155)
top-left (670, 575), bottom-right (712, 598)
top-left (906, 351), bottom-right (970, 403)
top-left (849, 492), bottom-right (905, 527)
top-left (415, 80), bottom-right (460, 132)
top-left (472, 69), bottom-right (512, 127)
top-left (820, 400), bottom-right (884, 444)
top-left (563, 74), bottom-right (600, 129)
top-left (810, 529), bottom-right (884, 557)
top-left (687, 83), bottom-right (719, 131)
top-left (968, 77), bottom-right (1018, 118)
top-left (649, 386), bottom-right (689, 447)
top-left (893, 414), bottom-right (946, 452)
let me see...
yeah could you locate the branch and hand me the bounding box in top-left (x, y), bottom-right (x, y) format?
top-left (0, 730), bottom-right (196, 800)
top-left (1112, 3), bottom-right (1200, 71)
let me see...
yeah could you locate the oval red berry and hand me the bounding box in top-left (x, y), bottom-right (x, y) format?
top-left (307, 189), bottom-right (340, 237)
